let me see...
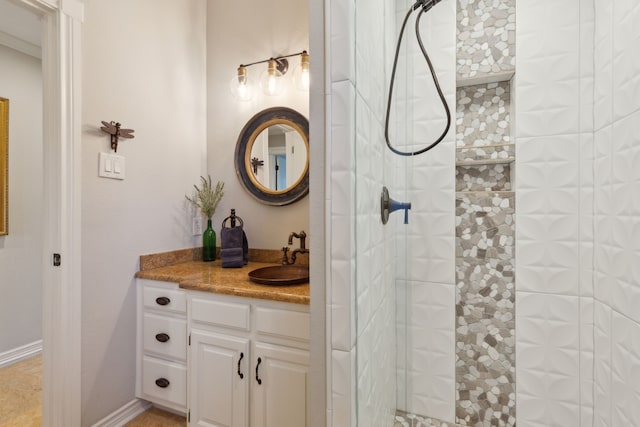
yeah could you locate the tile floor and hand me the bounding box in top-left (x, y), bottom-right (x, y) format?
top-left (0, 355), bottom-right (42, 427)
top-left (125, 407), bottom-right (186, 426)
top-left (0, 355), bottom-right (185, 427)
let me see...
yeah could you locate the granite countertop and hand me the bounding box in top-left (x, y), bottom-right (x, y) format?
top-left (135, 248), bottom-right (309, 305)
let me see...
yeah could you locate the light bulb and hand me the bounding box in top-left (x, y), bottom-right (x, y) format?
top-left (293, 51), bottom-right (310, 91)
top-left (230, 66), bottom-right (253, 101)
top-left (260, 59), bottom-right (285, 96)
top-left (267, 72), bottom-right (277, 95)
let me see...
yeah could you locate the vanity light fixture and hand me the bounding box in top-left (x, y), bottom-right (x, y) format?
top-left (230, 50), bottom-right (309, 101)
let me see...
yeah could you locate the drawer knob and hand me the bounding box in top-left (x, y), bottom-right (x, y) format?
top-left (155, 378), bottom-right (170, 388)
top-left (155, 333), bottom-right (170, 343)
top-left (155, 296), bottom-right (171, 306)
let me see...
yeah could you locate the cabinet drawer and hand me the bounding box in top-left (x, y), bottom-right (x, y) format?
top-left (191, 297), bottom-right (250, 331)
top-left (255, 307), bottom-right (310, 341)
top-left (143, 286), bottom-right (186, 314)
top-left (143, 313), bottom-right (187, 361)
top-left (142, 356), bottom-right (187, 407)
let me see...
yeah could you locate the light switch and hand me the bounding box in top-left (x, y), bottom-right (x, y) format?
top-left (99, 152), bottom-right (125, 180)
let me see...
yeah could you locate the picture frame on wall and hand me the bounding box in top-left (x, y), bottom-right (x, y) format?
top-left (0, 97), bottom-right (8, 236)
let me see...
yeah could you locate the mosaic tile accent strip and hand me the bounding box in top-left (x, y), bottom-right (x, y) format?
top-left (455, 192), bottom-right (515, 427)
top-left (456, 164), bottom-right (511, 192)
top-left (456, 82), bottom-right (511, 148)
top-left (394, 410), bottom-right (461, 427)
top-left (456, 0), bottom-right (516, 79)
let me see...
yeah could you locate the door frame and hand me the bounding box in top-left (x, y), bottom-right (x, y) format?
top-left (12, 0), bottom-right (83, 425)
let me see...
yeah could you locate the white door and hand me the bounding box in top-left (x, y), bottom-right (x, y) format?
top-left (189, 331), bottom-right (249, 427)
top-left (251, 342), bottom-right (309, 427)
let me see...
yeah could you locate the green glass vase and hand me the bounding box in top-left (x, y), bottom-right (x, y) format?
top-left (203, 218), bottom-right (216, 262)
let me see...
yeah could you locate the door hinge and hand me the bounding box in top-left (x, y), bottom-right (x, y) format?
top-left (53, 253), bottom-right (61, 267)
top-left (188, 334), bottom-right (191, 346)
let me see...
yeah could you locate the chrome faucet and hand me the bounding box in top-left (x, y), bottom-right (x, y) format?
top-left (281, 230), bottom-right (308, 265)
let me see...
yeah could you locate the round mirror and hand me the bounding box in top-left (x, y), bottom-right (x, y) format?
top-left (235, 107), bottom-right (309, 206)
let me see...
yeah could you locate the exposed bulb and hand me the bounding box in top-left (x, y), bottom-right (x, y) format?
top-left (294, 51), bottom-right (310, 91)
top-left (230, 66), bottom-right (253, 101)
top-left (260, 59), bottom-right (284, 96)
top-left (267, 72), bottom-right (277, 95)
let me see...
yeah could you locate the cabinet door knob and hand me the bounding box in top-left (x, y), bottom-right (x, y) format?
top-left (155, 296), bottom-right (171, 306)
top-left (155, 378), bottom-right (170, 388)
top-left (255, 357), bottom-right (262, 385)
top-left (155, 333), bottom-right (170, 343)
top-left (237, 352), bottom-right (244, 379)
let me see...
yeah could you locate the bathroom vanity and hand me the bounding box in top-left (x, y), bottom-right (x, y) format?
top-left (135, 252), bottom-right (310, 427)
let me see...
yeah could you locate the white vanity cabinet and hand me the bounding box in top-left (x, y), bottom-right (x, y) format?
top-left (136, 279), bottom-right (188, 413)
top-left (188, 292), bottom-right (310, 427)
top-left (136, 278), bottom-right (310, 427)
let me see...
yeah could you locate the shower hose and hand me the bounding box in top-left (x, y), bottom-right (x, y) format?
top-left (384, 0), bottom-right (451, 156)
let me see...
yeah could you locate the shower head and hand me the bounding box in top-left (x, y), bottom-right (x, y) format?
top-left (412, 0), bottom-right (442, 12)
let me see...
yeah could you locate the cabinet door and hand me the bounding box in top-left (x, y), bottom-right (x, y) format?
top-left (190, 330), bottom-right (249, 427)
top-left (251, 342), bottom-right (309, 427)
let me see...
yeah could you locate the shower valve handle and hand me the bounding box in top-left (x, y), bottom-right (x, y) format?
top-left (381, 186), bottom-right (412, 225)
top-left (390, 199), bottom-right (412, 224)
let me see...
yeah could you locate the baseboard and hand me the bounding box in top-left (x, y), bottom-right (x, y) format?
top-left (91, 399), bottom-right (151, 427)
top-left (0, 340), bottom-right (43, 368)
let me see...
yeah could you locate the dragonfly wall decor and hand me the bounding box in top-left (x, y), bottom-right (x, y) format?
top-left (100, 121), bottom-right (135, 152)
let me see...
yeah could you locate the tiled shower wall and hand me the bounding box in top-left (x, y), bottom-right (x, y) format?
top-left (328, 0), bottom-right (640, 426)
top-left (514, 0), bottom-right (594, 425)
top-left (353, 0), bottom-right (399, 425)
top-left (395, 0), bottom-right (457, 422)
top-left (453, 0), bottom-right (517, 425)
top-left (454, 80), bottom-right (515, 426)
top-left (328, 0), bottom-right (409, 425)
top-left (592, 1), bottom-right (640, 426)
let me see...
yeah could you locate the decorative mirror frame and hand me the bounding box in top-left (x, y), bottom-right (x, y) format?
top-left (0, 97), bottom-right (8, 236)
top-left (235, 107), bottom-right (309, 206)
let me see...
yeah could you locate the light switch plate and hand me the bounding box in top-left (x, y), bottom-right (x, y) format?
top-left (99, 152), bottom-right (125, 180)
top-left (192, 216), bottom-right (202, 236)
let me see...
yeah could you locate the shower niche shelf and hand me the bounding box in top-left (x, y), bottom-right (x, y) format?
top-left (456, 144), bottom-right (514, 193)
top-left (455, 143), bottom-right (514, 166)
top-left (456, 70), bottom-right (514, 88)
top-left (456, 157), bottom-right (514, 167)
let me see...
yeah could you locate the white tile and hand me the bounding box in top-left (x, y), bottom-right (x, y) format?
top-left (331, 257), bottom-right (355, 351)
top-left (331, 349), bottom-right (356, 427)
top-left (516, 239), bottom-right (580, 296)
top-left (593, 302), bottom-right (612, 427)
top-left (612, 0), bottom-right (637, 121)
top-left (330, 0), bottom-right (355, 83)
top-left (403, 282), bottom-right (455, 422)
top-left (611, 312), bottom-right (640, 426)
top-left (516, 0), bottom-right (582, 139)
top-left (330, 81), bottom-right (355, 174)
top-left (516, 135), bottom-right (581, 195)
top-left (516, 292), bottom-right (581, 426)
top-left (580, 297), bottom-right (595, 425)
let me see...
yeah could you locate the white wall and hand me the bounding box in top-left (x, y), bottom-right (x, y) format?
top-left (0, 44), bottom-right (43, 354)
top-left (593, 1), bottom-right (640, 426)
top-left (395, 0), bottom-right (457, 420)
top-left (515, 0), bottom-right (595, 425)
top-left (325, 0), bottom-right (456, 424)
top-left (352, 0), bottom-right (399, 423)
top-left (207, 0), bottom-right (309, 250)
top-left (81, 0), bottom-right (207, 424)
